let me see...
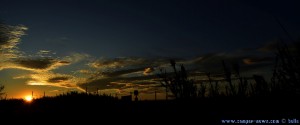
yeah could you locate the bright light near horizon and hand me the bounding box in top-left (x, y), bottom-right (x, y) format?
top-left (24, 95), bottom-right (33, 102)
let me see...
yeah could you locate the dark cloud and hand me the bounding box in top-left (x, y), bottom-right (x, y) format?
top-left (86, 57), bottom-right (170, 83)
top-left (79, 74), bottom-right (158, 91)
top-left (60, 83), bottom-right (74, 88)
top-left (85, 67), bottom-right (150, 80)
top-left (186, 53), bottom-right (274, 72)
top-left (47, 76), bottom-right (71, 83)
top-left (164, 52), bottom-right (276, 81)
top-left (58, 61), bottom-right (71, 64)
top-left (189, 53), bottom-right (246, 72)
top-left (101, 67), bottom-right (146, 77)
top-left (13, 58), bottom-right (70, 70)
top-left (257, 41), bottom-right (278, 52)
top-left (124, 75), bottom-right (157, 81)
top-left (89, 57), bottom-right (168, 70)
top-left (14, 58), bottom-right (55, 69)
top-left (78, 78), bottom-right (126, 91)
top-left (89, 57), bottom-right (146, 69)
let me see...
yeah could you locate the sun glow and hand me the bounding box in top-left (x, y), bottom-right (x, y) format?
top-left (24, 95), bottom-right (33, 102)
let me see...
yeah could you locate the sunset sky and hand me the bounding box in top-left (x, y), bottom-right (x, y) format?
top-left (0, 0), bottom-right (299, 99)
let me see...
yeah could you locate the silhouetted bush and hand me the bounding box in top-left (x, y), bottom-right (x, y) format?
top-left (158, 60), bottom-right (198, 99)
top-left (271, 41), bottom-right (300, 96)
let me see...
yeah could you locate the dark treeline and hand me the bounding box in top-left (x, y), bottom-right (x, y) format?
top-left (0, 91), bottom-right (298, 124)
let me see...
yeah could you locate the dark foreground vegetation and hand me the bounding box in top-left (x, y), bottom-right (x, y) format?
top-left (0, 92), bottom-right (299, 124)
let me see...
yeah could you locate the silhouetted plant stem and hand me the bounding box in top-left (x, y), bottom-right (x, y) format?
top-left (222, 60), bottom-right (236, 96)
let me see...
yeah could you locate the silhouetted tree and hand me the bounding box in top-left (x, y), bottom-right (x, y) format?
top-left (271, 41), bottom-right (300, 96)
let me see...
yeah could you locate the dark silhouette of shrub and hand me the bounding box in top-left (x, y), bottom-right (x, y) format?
top-left (198, 81), bottom-right (207, 98)
top-left (157, 60), bottom-right (197, 99)
top-left (251, 75), bottom-right (269, 96)
top-left (222, 60), bottom-right (236, 96)
top-left (206, 73), bottom-right (220, 97)
top-left (271, 41), bottom-right (300, 96)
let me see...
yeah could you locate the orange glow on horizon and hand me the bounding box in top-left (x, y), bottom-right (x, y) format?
top-left (24, 95), bottom-right (33, 102)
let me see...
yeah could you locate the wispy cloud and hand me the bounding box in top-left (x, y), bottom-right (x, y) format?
top-left (63, 53), bottom-right (90, 63)
top-left (243, 57), bottom-right (273, 65)
top-left (0, 23), bottom-right (27, 50)
top-left (88, 57), bottom-right (168, 70)
top-left (47, 76), bottom-right (71, 83)
top-left (143, 67), bottom-right (154, 75)
top-left (15, 72), bottom-right (85, 90)
top-left (88, 57), bottom-right (147, 69)
top-left (35, 50), bottom-right (55, 58)
top-left (0, 23), bottom-right (27, 63)
top-left (101, 67), bottom-right (147, 77)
